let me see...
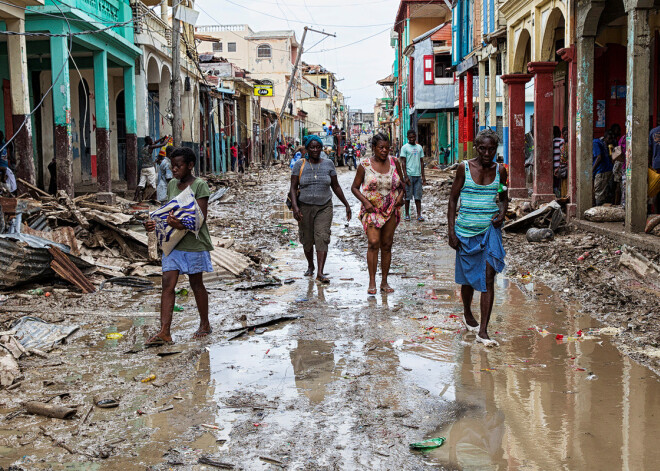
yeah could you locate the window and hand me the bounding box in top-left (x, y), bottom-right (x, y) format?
top-left (212, 42), bottom-right (222, 52)
top-left (257, 44), bottom-right (272, 59)
top-left (228, 42), bottom-right (236, 52)
top-left (261, 79), bottom-right (273, 85)
top-left (320, 78), bottom-right (328, 90)
top-left (423, 55), bottom-right (434, 85)
top-left (434, 55), bottom-right (452, 78)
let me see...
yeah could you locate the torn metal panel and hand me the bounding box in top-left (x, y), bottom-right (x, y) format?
top-left (49, 246), bottom-right (96, 294)
top-left (0, 233), bottom-right (92, 289)
top-left (21, 225), bottom-right (81, 257)
top-left (11, 316), bottom-right (79, 350)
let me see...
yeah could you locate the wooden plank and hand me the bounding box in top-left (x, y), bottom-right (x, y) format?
top-left (86, 211), bottom-right (148, 246)
top-left (48, 246), bottom-right (96, 293)
top-left (17, 178), bottom-right (50, 198)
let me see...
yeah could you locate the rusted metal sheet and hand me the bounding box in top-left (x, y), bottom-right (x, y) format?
top-left (0, 234), bottom-right (92, 289)
top-left (21, 225), bottom-right (81, 257)
top-left (0, 197), bottom-right (41, 216)
top-left (48, 247), bottom-right (96, 294)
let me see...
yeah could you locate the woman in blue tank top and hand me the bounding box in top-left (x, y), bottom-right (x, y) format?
top-left (447, 129), bottom-right (508, 347)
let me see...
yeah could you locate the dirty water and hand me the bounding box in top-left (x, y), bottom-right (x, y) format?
top-left (3, 169), bottom-right (660, 470)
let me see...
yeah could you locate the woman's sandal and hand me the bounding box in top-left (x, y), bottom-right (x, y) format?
top-left (476, 335), bottom-right (499, 347)
top-left (462, 315), bottom-right (480, 333)
top-left (367, 287), bottom-right (377, 295)
top-left (380, 286), bottom-right (395, 293)
top-left (304, 268), bottom-right (314, 277)
top-left (316, 275), bottom-right (330, 284)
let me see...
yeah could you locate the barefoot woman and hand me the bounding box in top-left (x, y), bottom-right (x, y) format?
top-left (290, 135), bottom-right (352, 283)
top-left (447, 129), bottom-right (508, 346)
top-left (351, 133), bottom-right (405, 294)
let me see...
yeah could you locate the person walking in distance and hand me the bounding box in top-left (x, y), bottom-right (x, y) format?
top-left (399, 129), bottom-right (427, 221)
top-left (447, 129), bottom-right (508, 347)
top-left (135, 135), bottom-right (169, 202)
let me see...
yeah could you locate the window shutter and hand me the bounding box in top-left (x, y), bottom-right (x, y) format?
top-left (423, 55), bottom-right (434, 85)
top-left (409, 57), bottom-right (414, 106)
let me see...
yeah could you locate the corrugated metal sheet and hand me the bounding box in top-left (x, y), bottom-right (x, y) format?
top-left (0, 234), bottom-right (92, 289)
top-left (431, 24), bottom-right (452, 44)
top-left (210, 247), bottom-right (251, 276)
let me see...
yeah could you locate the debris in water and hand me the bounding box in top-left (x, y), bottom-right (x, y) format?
top-left (409, 437), bottom-right (446, 449)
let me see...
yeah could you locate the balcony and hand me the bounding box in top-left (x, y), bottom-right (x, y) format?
top-left (134, 1), bottom-right (171, 51)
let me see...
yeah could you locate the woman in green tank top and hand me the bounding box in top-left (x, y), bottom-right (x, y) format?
top-left (447, 129), bottom-right (508, 347)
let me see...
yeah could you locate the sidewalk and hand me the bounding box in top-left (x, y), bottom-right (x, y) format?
top-left (572, 219), bottom-right (660, 254)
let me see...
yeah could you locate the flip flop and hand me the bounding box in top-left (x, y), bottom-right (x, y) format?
top-left (475, 335), bottom-right (499, 347)
top-left (417, 216), bottom-right (425, 222)
top-left (462, 315), bottom-right (480, 333)
top-left (380, 286), bottom-right (395, 293)
top-left (145, 336), bottom-right (173, 347)
top-left (367, 287), bottom-right (377, 295)
top-left (404, 215), bottom-right (411, 221)
top-left (304, 268), bottom-right (314, 277)
top-left (316, 275), bottom-right (330, 284)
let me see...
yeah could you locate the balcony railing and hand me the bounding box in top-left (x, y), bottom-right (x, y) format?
top-left (134, 1), bottom-right (170, 47)
top-left (196, 24), bottom-right (248, 33)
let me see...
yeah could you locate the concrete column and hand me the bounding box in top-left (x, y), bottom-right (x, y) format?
top-left (502, 74), bottom-right (533, 198)
top-left (624, 5), bottom-right (651, 232)
top-left (528, 61), bottom-right (557, 205)
top-left (458, 76), bottom-right (465, 161)
top-left (212, 97), bottom-right (220, 174)
top-left (50, 33), bottom-right (73, 197)
top-left (466, 69), bottom-right (474, 160)
top-left (123, 65), bottom-right (138, 190)
top-left (6, 18), bottom-right (35, 191)
top-left (576, 36), bottom-right (595, 218)
top-left (478, 60), bottom-right (486, 130)
top-left (502, 50), bottom-right (509, 165)
top-left (489, 54), bottom-right (497, 130)
top-left (93, 50), bottom-right (111, 199)
top-left (558, 46), bottom-right (578, 217)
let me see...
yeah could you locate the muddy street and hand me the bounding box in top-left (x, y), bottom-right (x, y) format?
top-left (2, 168), bottom-right (660, 470)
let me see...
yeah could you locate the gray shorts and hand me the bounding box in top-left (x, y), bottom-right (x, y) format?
top-left (298, 200), bottom-right (333, 252)
top-left (406, 176), bottom-right (423, 201)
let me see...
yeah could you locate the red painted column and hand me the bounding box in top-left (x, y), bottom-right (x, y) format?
top-left (558, 47), bottom-right (577, 216)
top-left (466, 69), bottom-right (474, 160)
top-left (528, 61), bottom-right (558, 205)
top-left (501, 74), bottom-right (533, 198)
top-left (458, 75), bottom-right (465, 161)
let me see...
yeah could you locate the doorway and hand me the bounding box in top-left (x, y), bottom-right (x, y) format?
top-left (78, 79), bottom-right (92, 181)
top-left (116, 91), bottom-right (126, 181)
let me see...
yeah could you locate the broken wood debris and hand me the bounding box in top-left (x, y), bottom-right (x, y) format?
top-left (49, 246), bottom-right (96, 293)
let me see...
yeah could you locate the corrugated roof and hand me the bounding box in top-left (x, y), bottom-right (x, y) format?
top-left (431, 23), bottom-right (452, 43)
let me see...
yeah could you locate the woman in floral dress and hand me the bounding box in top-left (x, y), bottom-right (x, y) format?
top-left (351, 133), bottom-right (405, 294)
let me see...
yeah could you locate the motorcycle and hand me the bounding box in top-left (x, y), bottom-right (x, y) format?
top-left (346, 148), bottom-right (357, 170)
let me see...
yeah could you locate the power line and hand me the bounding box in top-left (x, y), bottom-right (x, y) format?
top-left (222, 0), bottom-right (392, 28)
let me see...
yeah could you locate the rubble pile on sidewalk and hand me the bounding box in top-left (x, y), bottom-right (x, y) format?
top-left (0, 176), bottom-right (256, 291)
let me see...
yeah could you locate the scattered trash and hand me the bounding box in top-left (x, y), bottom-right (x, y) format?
top-left (409, 437), bottom-right (446, 449)
top-left (173, 304), bottom-right (184, 312)
top-left (577, 252), bottom-right (591, 261)
top-left (158, 405), bottom-right (174, 412)
top-left (254, 328), bottom-right (267, 334)
top-left (141, 374), bottom-right (156, 383)
top-left (586, 373), bottom-right (598, 381)
top-left (106, 333), bottom-right (123, 340)
top-left (526, 227), bottom-right (554, 242)
top-left (283, 278), bottom-right (295, 284)
top-left (200, 424), bottom-right (222, 430)
top-left (27, 288), bottom-right (45, 296)
top-left (175, 288), bottom-right (189, 297)
top-left (619, 245), bottom-right (660, 279)
top-left (95, 398), bottom-right (120, 409)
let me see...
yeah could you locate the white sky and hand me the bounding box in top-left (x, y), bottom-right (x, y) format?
top-left (195, 0), bottom-right (400, 113)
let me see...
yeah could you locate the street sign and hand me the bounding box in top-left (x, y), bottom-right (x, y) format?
top-left (254, 85), bottom-right (273, 97)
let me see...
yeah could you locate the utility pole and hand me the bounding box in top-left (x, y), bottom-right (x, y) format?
top-left (172, 0), bottom-right (182, 145)
top-left (275, 26), bottom-right (336, 159)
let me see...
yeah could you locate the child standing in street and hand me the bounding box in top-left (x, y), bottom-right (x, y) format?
top-left (145, 147), bottom-right (214, 344)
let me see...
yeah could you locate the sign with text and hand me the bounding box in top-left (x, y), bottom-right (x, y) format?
top-left (254, 85), bottom-right (273, 97)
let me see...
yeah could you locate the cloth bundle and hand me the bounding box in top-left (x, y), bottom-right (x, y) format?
top-left (149, 186), bottom-right (204, 255)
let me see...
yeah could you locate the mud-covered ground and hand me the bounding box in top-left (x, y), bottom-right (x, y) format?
top-left (2, 164), bottom-right (660, 470)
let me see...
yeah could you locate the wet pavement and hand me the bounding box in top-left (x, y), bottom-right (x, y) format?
top-left (3, 168), bottom-right (660, 469)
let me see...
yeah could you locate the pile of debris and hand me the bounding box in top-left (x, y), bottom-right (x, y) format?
top-left (504, 200), bottom-right (567, 242)
top-left (0, 180), bottom-right (252, 291)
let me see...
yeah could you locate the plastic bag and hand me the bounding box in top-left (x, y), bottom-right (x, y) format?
top-left (149, 186), bottom-right (204, 256)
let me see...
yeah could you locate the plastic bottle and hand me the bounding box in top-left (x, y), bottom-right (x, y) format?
top-left (27, 288), bottom-right (45, 295)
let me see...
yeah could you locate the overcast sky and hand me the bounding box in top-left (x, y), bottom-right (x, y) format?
top-left (195, 0), bottom-right (400, 113)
